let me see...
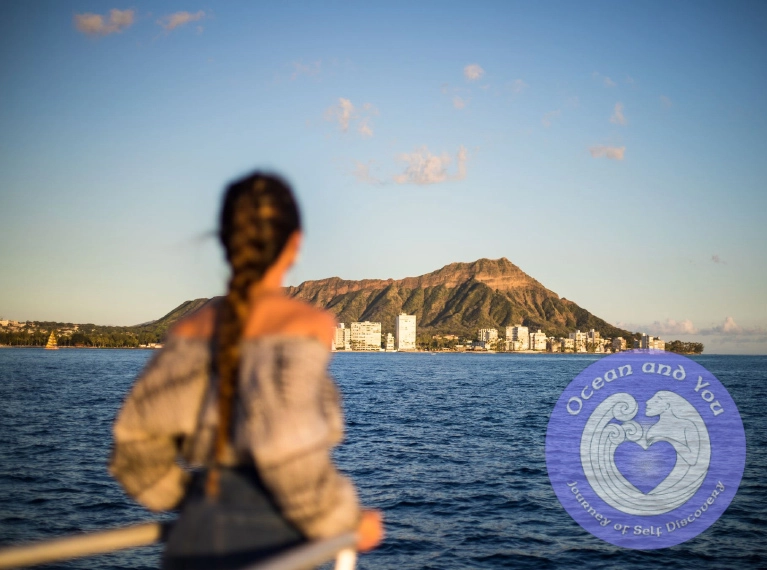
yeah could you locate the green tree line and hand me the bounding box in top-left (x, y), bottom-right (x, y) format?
top-left (0, 328), bottom-right (163, 348)
top-left (664, 340), bottom-right (704, 354)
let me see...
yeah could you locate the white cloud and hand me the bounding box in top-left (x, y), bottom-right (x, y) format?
top-left (453, 96), bottom-right (468, 110)
top-left (464, 64), bottom-right (485, 81)
top-left (541, 110), bottom-right (561, 128)
top-left (394, 145), bottom-right (468, 185)
top-left (157, 11), bottom-right (206, 31)
top-left (589, 145), bottom-right (625, 160)
top-left (291, 60), bottom-right (321, 80)
top-left (646, 318), bottom-right (699, 336)
top-left (610, 102), bottom-right (627, 125)
top-left (353, 161), bottom-right (381, 184)
top-left (74, 9), bottom-right (134, 36)
top-left (592, 71), bottom-right (616, 87)
top-left (358, 118), bottom-right (373, 137)
top-left (660, 95), bottom-right (673, 109)
top-left (626, 75), bottom-right (636, 86)
top-left (509, 79), bottom-right (528, 93)
top-left (324, 98), bottom-right (377, 136)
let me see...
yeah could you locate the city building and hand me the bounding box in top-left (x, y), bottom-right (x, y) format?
top-left (569, 330), bottom-right (588, 352)
top-left (637, 334), bottom-right (665, 351)
top-left (612, 337), bottom-right (627, 352)
top-left (350, 321), bottom-right (382, 351)
top-left (385, 333), bottom-right (395, 351)
top-left (333, 323), bottom-right (351, 351)
top-left (395, 314), bottom-right (417, 351)
top-left (530, 329), bottom-right (548, 351)
top-left (506, 325), bottom-right (529, 351)
top-left (478, 328), bottom-right (498, 343)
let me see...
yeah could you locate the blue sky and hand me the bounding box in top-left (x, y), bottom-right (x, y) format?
top-left (1, 1), bottom-right (765, 353)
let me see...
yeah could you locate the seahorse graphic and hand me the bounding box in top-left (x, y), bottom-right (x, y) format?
top-left (580, 391), bottom-right (710, 516)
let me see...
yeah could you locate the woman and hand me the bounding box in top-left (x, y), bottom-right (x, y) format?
top-left (109, 172), bottom-right (383, 569)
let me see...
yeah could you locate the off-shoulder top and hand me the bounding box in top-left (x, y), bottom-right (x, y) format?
top-left (109, 335), bottom-right (360, 539)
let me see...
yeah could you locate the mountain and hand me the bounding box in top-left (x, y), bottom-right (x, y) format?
top-left (284, 258), bottom-right (633, 339)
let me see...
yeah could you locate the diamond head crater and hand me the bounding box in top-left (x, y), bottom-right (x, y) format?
top-left (0, 258), bottom-right (703, 353)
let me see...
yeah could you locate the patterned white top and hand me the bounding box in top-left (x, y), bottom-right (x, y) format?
top-left (109, 335), bottom-right (360, 539)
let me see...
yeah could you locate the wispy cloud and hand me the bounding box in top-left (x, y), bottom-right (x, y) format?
top-left (699, 317), bottom-right (765, 336)
top-left (541, 110), bottom-right (561, 128)
top-left (324, 98), bottom-right (378, 137)
top-left (453, 96), bottom-right (468, 110)
top-left (464, 64), bottom-right (485, 81)
top-left (589, 145), bottom-right (625, 160)
top-left (622, 316), bottom-right (766, 338)
top-left (660, 95), bottom-right (673, 109)
top-left (353, 160), bottom-right (382, 184)
top-left (644, 318), bottom-right (699, 336)
top-left (509, 79), bottom-right (528, 93)
top-left (610, 102), bottom-right (627, 125)
top-left (157, 11), bottom-right (206, 31)
top-left (592, 71), bottom-right (616, 87)
top-left (626, 75), bottom-right (636, 86)
top-left (358, 118), bottom-right (373, 137)
top-left (394, 145), bottom-right (468, 185)
top-left (291, 60), bottom-right (321, 80)
top-left (711, 254), bottom-right (725, 264)
top-left (74, 9), bottom-right (134, 36)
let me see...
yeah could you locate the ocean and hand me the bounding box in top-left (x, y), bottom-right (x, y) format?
top-left (0, 349), bottom-right (765, 569)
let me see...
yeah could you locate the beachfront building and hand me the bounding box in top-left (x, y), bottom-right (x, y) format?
top-left (569, 330), bottom-right (588, 352)
top-left (350, 321), bottom-right (382, 351)
top-left (385, 333), bottom-right (395, 351)
top-left (477, 328), bottom-right (499, 350)
top-left (548, 337), bottom-right (561, 352)
top-left (612, 337), bottom-right (627, 352)
top-left (334, 323), bottom-right (351, 351)
top-left (530, 330), bottom-right (548, 351)
top-left (561, 337), bottom-right (575, 352)
top-left (395, 314), bottom-right (417, 351)
top-left (637, 334), bottom-right (665, 351)
top-left (506, 325), bottom-right (529, 351)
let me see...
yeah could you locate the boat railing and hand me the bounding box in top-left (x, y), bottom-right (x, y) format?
top-left (0, 522), bottom-right (357, 570)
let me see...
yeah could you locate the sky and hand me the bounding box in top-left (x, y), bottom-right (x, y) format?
top-left (0, 1), bottom-right (765, 353)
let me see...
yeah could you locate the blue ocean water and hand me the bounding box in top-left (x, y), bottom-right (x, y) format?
top-left (0, 349), bottom-right (765, 569)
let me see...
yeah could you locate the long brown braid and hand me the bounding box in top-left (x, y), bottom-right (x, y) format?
top-left (206, 172), bottom-right (301, 497)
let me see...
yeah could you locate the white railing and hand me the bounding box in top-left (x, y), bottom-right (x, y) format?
top-left (0, 522), bottom-right (357, 570)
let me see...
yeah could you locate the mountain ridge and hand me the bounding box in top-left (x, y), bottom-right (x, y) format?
top-left (283, 257), bottom-right (632, 339)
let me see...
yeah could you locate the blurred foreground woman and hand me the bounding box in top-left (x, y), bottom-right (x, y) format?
top-left (109, 172), bottom-right (382, 569)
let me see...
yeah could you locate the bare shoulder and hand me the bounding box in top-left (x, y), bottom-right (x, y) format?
top-left (170, 298), bottom-right (221, 339)
top-left (280, 297), bottom-right (337, 345)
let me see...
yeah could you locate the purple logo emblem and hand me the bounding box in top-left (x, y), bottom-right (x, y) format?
top-left (546, 351), bottom-right (745, 549)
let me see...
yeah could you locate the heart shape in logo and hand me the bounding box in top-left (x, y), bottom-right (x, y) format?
top-left (613, 440), bottom-right (678, 494)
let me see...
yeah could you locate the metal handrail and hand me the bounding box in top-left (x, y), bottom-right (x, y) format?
top-left (0, 523), bottom-right (356, 570)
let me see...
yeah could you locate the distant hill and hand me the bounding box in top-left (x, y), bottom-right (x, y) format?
top-left (136, 258), bottom-right (632, 340)
top-left (284, 258), bottom-right (633, 339)
top-left (130, 298), bottom-right (213, 337)
top-left (2, 258), bottom-right (637, 348)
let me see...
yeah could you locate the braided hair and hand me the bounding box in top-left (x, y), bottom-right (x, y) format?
top-left (207, 172), bottom-right (301, 497)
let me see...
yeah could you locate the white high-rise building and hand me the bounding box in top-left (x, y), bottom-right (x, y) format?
top-left (506, 325), bottom-right (529, 351)
top-left (530, 330), bottom-right (548, 351)
top-left (478, 328), bottom-right (498, 343)
top-left (395, 314), bottom-right (416, 351)
top-left (569, 330), bottom-right (588, 352)
top-left (333, 323), bottom-right (351, 351)
top-left (385, 333), bottom-right (395, 351)
top-left (350, 321), bottom-right (382, 351)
